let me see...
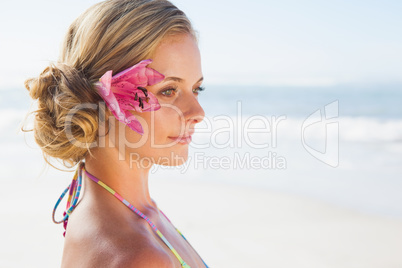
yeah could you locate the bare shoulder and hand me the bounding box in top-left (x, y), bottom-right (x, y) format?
top-left (61, 207), bottom-right (175, 267)
top-left (87, 238), bottom-right (175, 268)
top-left (120, 245), bottom-right (176, 268)
top-left (62, 223), bottom-right (175, 267)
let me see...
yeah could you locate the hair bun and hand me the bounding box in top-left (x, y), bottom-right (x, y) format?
top-left (25, 63), bottom-right (90, 100)
top-left (23, 63), bottom-right (103, 169)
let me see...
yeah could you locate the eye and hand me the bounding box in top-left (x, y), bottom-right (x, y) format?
top-left (193, 86), bottom-right (205, 94)
top-left (160, 87), bottom-right (178, 97)
top-left (159, 85), bottom-right (205, 98)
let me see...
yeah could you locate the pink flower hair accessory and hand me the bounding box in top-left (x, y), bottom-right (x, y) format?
top-left (94, 59), bottom-right (165, 135)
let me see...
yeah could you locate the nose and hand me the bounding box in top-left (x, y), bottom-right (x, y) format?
top-left (183, 91), bottom-right (205, 127)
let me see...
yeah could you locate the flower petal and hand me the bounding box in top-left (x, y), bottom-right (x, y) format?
top-left (124, 110), bottom-right (144, 135)
top-left (110, 81), bottom-right (134, 93)
top-left (115, 95), bottom-right (139, 112)
top-left (98, 70), bottom-right (113, 96)
top-left (144, 66), bottom-right (165, 85)
top-left (141, 91), bottom-right (161, 112)
top-left (95, 80), bottom-right (125, 122)
top-left (113, 86), bottom-right (160, 112)
top-left (111, 59), bottom-right (164, 87)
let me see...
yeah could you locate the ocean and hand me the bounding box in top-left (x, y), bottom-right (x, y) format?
top-left (1, 83), bottom-right (401, 219)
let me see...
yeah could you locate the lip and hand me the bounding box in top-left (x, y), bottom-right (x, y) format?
top-left (168, 129), bottom-right (195, 144)
top-left (168, 135), bottom-right (192, 144)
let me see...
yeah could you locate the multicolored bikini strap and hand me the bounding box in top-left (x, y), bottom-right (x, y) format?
top-left (52, 162), bottom-right (84, 236)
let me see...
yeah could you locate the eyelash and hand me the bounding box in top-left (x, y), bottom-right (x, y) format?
top-left (160, 86), bottom-right (205, 97)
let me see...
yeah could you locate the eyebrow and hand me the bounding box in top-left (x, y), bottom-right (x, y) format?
top-left (164, 76), bottom-right (204, 84)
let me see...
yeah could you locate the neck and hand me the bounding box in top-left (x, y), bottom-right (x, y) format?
top-left (83, 147), bottom-right (158, 214)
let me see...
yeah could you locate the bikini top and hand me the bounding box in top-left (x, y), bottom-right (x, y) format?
top-left (52, 162), bottom-right (209, 268)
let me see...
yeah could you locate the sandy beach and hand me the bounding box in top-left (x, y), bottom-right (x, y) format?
top-left (1, 173), bottom-right (402, 268)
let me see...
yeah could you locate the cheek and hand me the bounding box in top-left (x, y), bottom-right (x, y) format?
top-left (151, 108), bottom-right (179, 139)
top-left (124, 105), bottom-right (180, 145)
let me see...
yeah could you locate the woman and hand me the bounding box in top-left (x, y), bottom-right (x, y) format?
top-left (24, 0), bottom-right (208, 267)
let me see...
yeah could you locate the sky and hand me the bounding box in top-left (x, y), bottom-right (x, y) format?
top-left (0, 0), bottom-right (401, 88)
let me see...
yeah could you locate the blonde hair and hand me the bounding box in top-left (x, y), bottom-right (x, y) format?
top-left (23, 0), bottom-right (198, 169)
